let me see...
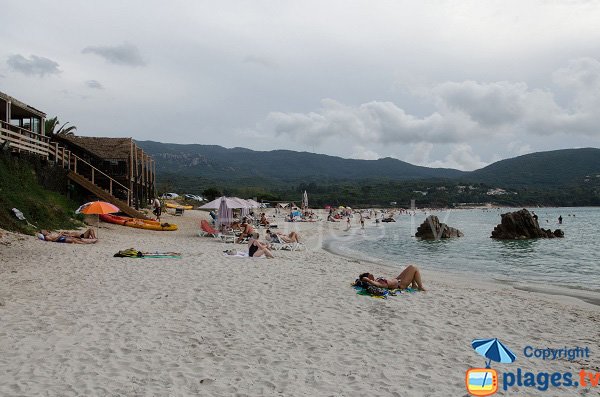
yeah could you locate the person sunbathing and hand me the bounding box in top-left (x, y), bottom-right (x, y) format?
top-left (259, 213), bottom-right (270, 226)
top-left (266, 229), bottom-right (300, 243)
top-left (38, 228), bottom-right (98, 244)
top-left (358, 265), bottom-right (425, 291)
top-left (236, 221), bottom-right (255, 243)
top-left (248, 233), bottom-right (274, 258)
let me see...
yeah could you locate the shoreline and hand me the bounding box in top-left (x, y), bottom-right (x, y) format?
top-left (322, 226), bottom-right (600, 308)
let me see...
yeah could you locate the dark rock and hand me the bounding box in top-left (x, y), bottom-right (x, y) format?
top-left (415, 215), bottom-right (464, 239)
top-left (554, 229), bottom-right (564, 238)
top-left (491, 209), bottom-right (565, 239)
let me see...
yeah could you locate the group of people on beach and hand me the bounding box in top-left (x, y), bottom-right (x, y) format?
top-left (36, 208), bottom-right (426, 292)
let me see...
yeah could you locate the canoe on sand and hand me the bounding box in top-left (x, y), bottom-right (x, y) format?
top-left (165, 203), bottom-right (193, 210)
top-left (99, 214), bottom-right (178, 231)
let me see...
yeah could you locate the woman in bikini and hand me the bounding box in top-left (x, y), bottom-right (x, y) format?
top-left (359, 265), bottom-right (426, 291)
top-left (38, 229), bottom-right (98, 244)
top-left (265, 229), bottom-right (300, 243)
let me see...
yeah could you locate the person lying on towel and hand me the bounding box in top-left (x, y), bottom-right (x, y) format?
top-left (38, 228), bottom-right (98, 244)
top-left (357, 265), bottom-right (426, 291)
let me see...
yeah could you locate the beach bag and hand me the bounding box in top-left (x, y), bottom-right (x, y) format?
top-left (114, 248), bottom-right (144, 257)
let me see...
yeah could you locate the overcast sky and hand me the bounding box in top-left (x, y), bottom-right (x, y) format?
top-left (2, 1), bottom-right (600, 170)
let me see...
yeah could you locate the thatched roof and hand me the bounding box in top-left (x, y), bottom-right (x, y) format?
top-left (0, 90), bottom-right (46, 118)
top-left (59, 136), bottom-right (134, 160)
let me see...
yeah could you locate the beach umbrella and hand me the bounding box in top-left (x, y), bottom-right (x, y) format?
top-left (302, 190), bottom-right (308, 210)
top-left (78, 200), bottom-right (120, 237)
top-left (200, 196), bottom-right (249, 209)
top-left (471, 338), bottom-right (516, 388)
top-left (217, 197), bottom-right (234, 228)
top-left (246, 199), bottom-right (261, 208)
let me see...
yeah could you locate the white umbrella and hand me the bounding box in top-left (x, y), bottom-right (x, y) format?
top-left (302, 191), bottom-right (308, 209)
top-left (246, 199), bottom-right (261, 208)
top-left (200, 196), bottom-right (249, 209)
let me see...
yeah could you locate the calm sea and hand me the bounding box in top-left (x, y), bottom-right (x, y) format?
top-left (327, 207), bottom-right (600, 295)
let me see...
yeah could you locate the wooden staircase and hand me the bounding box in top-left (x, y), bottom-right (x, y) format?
top-left (0, 123), bottom-right (149, 220)
top-left (67, 172), bottom-right (148, 219)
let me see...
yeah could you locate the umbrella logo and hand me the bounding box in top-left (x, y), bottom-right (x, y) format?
top-left (466, 338), bottom-right (517, 396)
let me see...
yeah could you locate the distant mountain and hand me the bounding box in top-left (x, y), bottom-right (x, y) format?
top-left (136, 141), bottom-right (466, 184)
top-left (136, 141), bottom-right (600, 191)
top-left (467, 148), bottom-right (600, 187)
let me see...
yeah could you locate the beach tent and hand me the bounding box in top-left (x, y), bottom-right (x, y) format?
top-left (278, 203), bottom-right (290, 209)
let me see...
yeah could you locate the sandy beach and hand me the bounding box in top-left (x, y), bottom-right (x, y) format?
top-left (1, 210), bottom-right (599, 396)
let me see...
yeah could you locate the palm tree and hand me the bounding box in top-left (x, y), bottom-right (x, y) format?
top-left (45, 116), bottom-right (77, 138)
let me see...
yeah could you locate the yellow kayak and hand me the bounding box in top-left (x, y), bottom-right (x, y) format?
top-left (100, 214), bottom-right (178, 231)
top-left (165, 202), bottom-right (193, 210)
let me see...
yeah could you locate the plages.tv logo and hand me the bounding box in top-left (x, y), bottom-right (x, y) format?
top-left (466, 338), bottom-right (516, 396)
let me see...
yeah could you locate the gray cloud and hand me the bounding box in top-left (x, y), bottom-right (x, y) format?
top-left (259, 58), bottom-right (600, 152)
top-left (85, 80), bottom-right (104, 89)
top-left (82, 43), bottom-right (145, 67)
top-left (7, 54), bottom-right (60, 77)
top-left (243, 55), bottom-right (277, 69)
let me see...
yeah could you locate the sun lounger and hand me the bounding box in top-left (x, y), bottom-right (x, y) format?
top-left (270, 235), bottom-right (305, 251)
top-left (198, 220), bottom-right (235, 243)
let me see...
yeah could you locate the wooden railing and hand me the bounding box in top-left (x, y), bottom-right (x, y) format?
top-left (50, 143), bottom-right (131, 205)
top-left (0, 120), bottom-right (51, 157)
top-left (0, 122), bottom-right (132, 206)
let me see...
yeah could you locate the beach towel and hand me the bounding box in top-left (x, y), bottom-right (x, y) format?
top-left (114, 248), bottom-right (181, 258)
top-left (352, 285), bottom-right (418, 299)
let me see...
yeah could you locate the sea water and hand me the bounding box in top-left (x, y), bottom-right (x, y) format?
top-left (328, 207), bottom-right (600, 295)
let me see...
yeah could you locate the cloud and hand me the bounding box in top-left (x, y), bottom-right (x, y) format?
top-left (243, 55), bottom-right (277, 69)
top-left (405, 143), bottom-right (434, 165)
top-left (507, 141), bottom-right (533, 156)
top-left (427, 144), bottom-right (488, 171)
top-left (6, 54), bottom-right (61, 77)
top-left (256, 57), bottom-right (600, 155)
top-left (85, 80), bottom-right (104, 89)
top-left (82, 43), bottom-right (145, 66)
top-left (351, 145), bottom-right (380, 160)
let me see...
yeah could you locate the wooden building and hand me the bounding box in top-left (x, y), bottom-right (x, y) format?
top-left (0, 91), bottom-right (49, 156)
top-left (55, 136), bottom-right (156, 210)
top-left (0, 91), bottom-right (152, 218)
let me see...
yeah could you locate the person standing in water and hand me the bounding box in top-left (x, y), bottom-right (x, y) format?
top-left (558, 215), bottom-right (563, 224)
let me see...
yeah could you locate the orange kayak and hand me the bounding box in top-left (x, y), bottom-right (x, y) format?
top-left (100, 214), bottom-right (178, 231)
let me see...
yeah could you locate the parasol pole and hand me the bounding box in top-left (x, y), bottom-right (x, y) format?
top-left (480, 359), bottom-right (492, 387)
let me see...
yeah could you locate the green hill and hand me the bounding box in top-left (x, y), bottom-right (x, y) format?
top-left (136, 141), bottom-right (466, 184)
top-left (0, 153), bottom-right (82, 234)
top-left (467, 148), bottom-right (600, 187)
top-left (134, 141), bottom-right (600, 206)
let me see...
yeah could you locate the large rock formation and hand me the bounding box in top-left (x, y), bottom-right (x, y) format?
top-left (491, 209), bottom-right (564, 239)
top-left (415, 215), bottom-right (464, 239)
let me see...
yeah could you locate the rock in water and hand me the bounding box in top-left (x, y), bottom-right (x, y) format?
top-left (415, 215), bottom-right (464, 239)
top-left (491, 208), bottom-right (564, 239)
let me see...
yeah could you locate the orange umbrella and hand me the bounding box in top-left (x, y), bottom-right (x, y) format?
top-left (78, 201), bottom-right (120, 237)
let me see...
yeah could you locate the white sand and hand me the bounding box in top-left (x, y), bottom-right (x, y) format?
top-left (1, 210), bottom-right (598, 396)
